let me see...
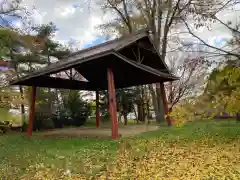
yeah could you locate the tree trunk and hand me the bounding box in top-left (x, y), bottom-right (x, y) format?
top-left (123, 113), bottom-right (128, 125)
top-left (137, 103), bottom-right (144, 122)
top-left (160, 83), bottom-right (172, 126)
top-left (19, 85), bottom-right (26, 123)
top-left (156, 83), bottom-right (165, 123)
top-left (118, 112), bottom-right (122, 123)
top-left (55, 90), bottom-right (61, 108)
top-left (132, 105), bottom-right (139, 124)
top-left (59, 89), bottom-right (69, 108)
top-left (143, 103), bottom-right (149, 124)
top-left (147, 101), bottom-right (151, 119)
top-left (149, 84), bottom-right (161, 122)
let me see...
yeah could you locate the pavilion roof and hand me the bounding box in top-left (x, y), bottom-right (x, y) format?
top-left (10, 29), bottom-right (178, 91)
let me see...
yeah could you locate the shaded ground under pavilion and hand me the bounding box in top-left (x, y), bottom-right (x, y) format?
top-left (10, 29), bottom-right (178, 139)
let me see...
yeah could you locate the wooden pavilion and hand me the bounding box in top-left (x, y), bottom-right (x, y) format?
top-left (10, 29), bottom-right (178, 139)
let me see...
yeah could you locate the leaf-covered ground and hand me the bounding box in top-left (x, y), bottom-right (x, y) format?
top-left (0, 120), bottom-right (240, 179)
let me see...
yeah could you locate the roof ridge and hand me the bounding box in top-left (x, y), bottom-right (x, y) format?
top-left (63, 28), bottom-right (149, 59)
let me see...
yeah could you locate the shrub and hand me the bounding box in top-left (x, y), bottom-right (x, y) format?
top-left (33, 112), bottom-right (54, 131)
top-left (71, 109), bottom-right (89, 126)
top-left (22, 121), bottom-right (28, 132)
top-left (61, 91), bottom-right (92, 127)
top-left (101, 112), bottom-right (110, 122)
top-left (22, 91), bottom-right (92, 131)
top-left (51, 113), bottom-right (64, 128)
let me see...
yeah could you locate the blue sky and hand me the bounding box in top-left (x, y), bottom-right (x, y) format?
top-left (82, 36), bottom-right (106, 48)
top-left (0, 15), bottom-right (22, 28)
top-left (214, 37), bottom-right (226, 47)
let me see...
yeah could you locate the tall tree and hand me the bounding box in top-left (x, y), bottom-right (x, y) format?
top-left (96, 0), bottom-right (200, 123)
top-left (31, 22), bottom-right (70, 115)
top-left (116, 88), bottom-right (137, 125)
top-left (180, 0), bottom-right (240, 120)
top-left (0, 28), bottom-right (46, 122)
top-left (204, 61), bottom-right (240, 118)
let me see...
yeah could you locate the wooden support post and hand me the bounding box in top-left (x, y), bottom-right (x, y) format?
top-left (160, 82), bottom-right (172, 126)
top-left (107, 68), bottom-right (118, 139)
top-left (96, 90), bottom-right (100, 128)
top-left (27, 86), bottom-right (36, 136)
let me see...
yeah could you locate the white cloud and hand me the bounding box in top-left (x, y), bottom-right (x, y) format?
top-left (55, 7), bottom-right (76, 18)
top-left (22, 0), bottom-right (240, 53)
top-left (90, 16), bottom-right (103, 28)
top-left (13, 20), bottom-right (23, 29)
top-left (21, 0), bottom-right (106, 49)
top-left (68, 16), bottom-right (104, 49)
top-left (31, 10), bottom-right (47, 24)
top-left (208, 35), bottom-right (232, 47)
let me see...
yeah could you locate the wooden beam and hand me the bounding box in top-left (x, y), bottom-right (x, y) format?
top-left (107, 68), bottom-right (118, 139)
top-left (160, 82), bottom-right (172, 126)
top-left (27, 86), bottom-right (36, 136)
top-left (96, 90), bottom-right (100, 128)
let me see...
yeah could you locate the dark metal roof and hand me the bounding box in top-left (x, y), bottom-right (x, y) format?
top-left (10, 30), bottom-right (178, 90)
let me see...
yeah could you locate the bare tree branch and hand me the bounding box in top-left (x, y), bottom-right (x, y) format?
top-left (214, 15), bottom-right (240, 34)
top-left (106, 0), bottom-right (131, 31)
top-left (181, 17), bottom-right (240, 58)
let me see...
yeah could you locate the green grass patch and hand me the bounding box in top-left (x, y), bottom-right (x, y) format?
top-left (0, 134), bottom-right (118, 179)
top-left (0, 120), bottom-right (240, 179)
top-left (136, 119), bottom-right (240, 141)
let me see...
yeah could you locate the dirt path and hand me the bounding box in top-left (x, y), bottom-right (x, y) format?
top-left (39, 125), bottom-right (159, 139)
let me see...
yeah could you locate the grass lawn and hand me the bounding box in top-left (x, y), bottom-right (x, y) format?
top-left (0, 120), bottom-right (240, 179)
